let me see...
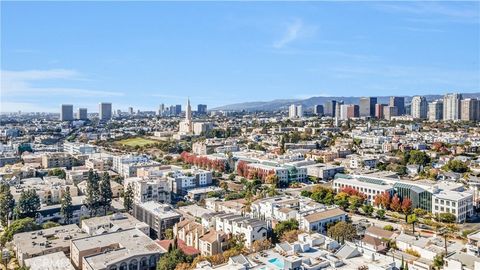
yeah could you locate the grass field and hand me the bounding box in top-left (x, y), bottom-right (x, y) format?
top-left (117, 137), bottom-right (158, 147)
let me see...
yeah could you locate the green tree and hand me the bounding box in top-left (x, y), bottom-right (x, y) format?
top-left (156, 247), bottom-right (192, 270)
top-left (443, 159), bottom-right (469, 173)
top-left (17, 189), bottom-right (40, 218)
top-left (86, 170), bottom-right (100, 217)
top-left (0, 218), bottom-right (40, 245)
top-left (165, 228), bottom-right (174, 239)
top-left (407, 214), bottom-right (418, 234)
top-left (433, 254), bottom-right (444, 269)
top-left (436, 212), bottom-right (456, 223)
top-left (42, 221), bottom-right (60, 229)
top-left (123, 183), bottom-right (134, 213)
top-left (273, 219), bottom-right (299, 242)
top-left (407, 150), bottom-right (431, 166)
top-left (0, 183), bottom-right (15, 227)
top-left (327, 221), bottom-right (357, 244)
top-left (60, 186), bottom-right (73, 224)
top-left (99, 172), bottom-right (113, 216)
top-left (361, 204), bottom-right (374, 216)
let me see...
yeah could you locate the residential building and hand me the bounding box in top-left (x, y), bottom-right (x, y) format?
top-left (98, 102), bottom-right (112, 121)
top-left (61, 104), bottom-right (74, 121)
top-left (432, 188), bottom-right (473, 223)
top-left (41, 152), bottom-right (75, 169)
top-left (288, 104), bottom-right (303, 119)
top-left (81, 212), bottom-right (150, 236)
top-left (124, 176), bottom-right (171, 204)
top-left (411, 96), bottom-right (428, 119)
top-left (63, 142), bottom-right (96, 154)
top-left (324, 100), bottom-right (337, 117)
top-left (443, 93), bottom-right (462, 121)
top-left (77, 108), bottom-right (88, 120)
top-left (70, 228), bottom-right (163, 270)
top-left (133, 201), bottom-right (181, 239)
top-left (375, 104), bottom-right (385, 119)
top-left (383, 105), bottom-right (398, 120)
top-left (299, 208), bottom-right (347, 233)
top-left (429, 100), bottom-right (444, 121)
top-left (13, 224), bottom-right (88, 266)
top-left (461, 98), bottom-right (479, 121)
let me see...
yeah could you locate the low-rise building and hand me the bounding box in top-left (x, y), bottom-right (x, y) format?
top-left (81, 213), bottom-right (149, 236)
top-left (133, 201), bottom-right (182, 239)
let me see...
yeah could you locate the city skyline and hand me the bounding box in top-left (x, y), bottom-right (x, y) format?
top-left (2, 1), bottom-right (479, 112)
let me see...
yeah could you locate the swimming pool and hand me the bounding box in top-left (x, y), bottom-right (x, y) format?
top-left (268, 258), bottom-right (285, 269)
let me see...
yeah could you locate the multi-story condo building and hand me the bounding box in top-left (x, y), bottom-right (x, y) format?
top-left (41, 152), bottom-right (75, 169)
top-left (375, 104), bottom-right (385, 119)
top-left (81, 212), bottom-right (149, 236)
top-left (389, 96), bottom-right (405, 115)
top-left (133, 201), bottom-right (181, 239)
top-left (383, 105), bottom-right (398, 120)
top-left (431, 188), bottom-right (473, 223)
top-left (461, 98), bottom-right (479, 121)
top-left (168, 169), bottom-right (212, 195)
top-left (112, 154), bottom-right (159, 178)
top-left (428, 100), bottom-right (444, 121)
top-left (298, 208), bottom-right (347, 233)
top-left (411, 96), bottom-right (428, 119)
top-left (63, 142), bottom-right (96, 154)
top-left (359, 97), bottom-right (377, 117)
top-left (314, 104), bottom-right (324, 116)
top-left (124, 176), bottom-right (171, 204)
top-left (61, 104), bottom-right (74, 121)
top-left (288, 104), bottom-right (303, 119)
top-left (77, 108), bottom-right (88, 120)
top-left (98, 102), bottom-right (112, 121)
top-left (443, 93), bottom-right (462, 121)
top-left (70, 228), bottom-right (163, 270)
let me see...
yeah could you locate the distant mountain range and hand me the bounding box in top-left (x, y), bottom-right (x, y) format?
top-left (212, 93), bottom-right (480, 112)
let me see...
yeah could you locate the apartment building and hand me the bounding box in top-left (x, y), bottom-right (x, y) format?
top-left (168, 169), bottom-right (212, 195)
top-left (70, 228), bottom-right (163, 270)
top-left (124, 176), bottom-right (171, 204)
top-left (81, 213), bottom-right (149, 236)
top-left (63, 142), bottom-right (96, 155)
top-left (13, 224), bottom-right (88, 266)
top-left (133, 201), bottom-right (181, 239)
top-left (41, 152), bottom-right (75, 169)
top-left (299, 208), bottom-right (347, 233)
top-left (432, 189), bottom-right (473, 223)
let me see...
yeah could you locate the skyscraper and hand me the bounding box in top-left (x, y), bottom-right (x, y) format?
top-left (78, 108), bottom-right (88, 120)
top-left (99, 102), bottom-right (112, 121)
top-left (335, 101), bottom-right (344, 119)
top-left (324, 100), bottom-right (337, 117)
top-left (389, 97), bottom-right (405, 115)
top-left (288, 104), bottom-right (303, 119)
top-left (359, 97), bottom-right (377, 117)
top-left (383, 106), bottom-right (398, 120)
top-left (61, 104), bottom-right (74, 121)
top-left (428, 100), bottom-right (443, 121)
top-left (175, 105), bottom-right (182, 116)
top-left (443, 93), bottom-right (462, 121)
top-left (128, 107), bottom-right (134, 115)
top-left (179, 98), bottom-right (193, 133)
top-left (375, 104), bottom-right (385, 119)
top-left (411, 96), bottom-right (428, 119)
top-left (197, 104), bottom-right (207, 114)
top-left (314, 105), bottom-right (324, 116)
top-left (158, 104), bottom-right (165, 116)
top-left (461, 98), bottom-right (478, 121)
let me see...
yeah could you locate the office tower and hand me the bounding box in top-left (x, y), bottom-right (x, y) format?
top-left (383, 106), bottom-right (398, 120)
top-left (158, 104), bottom-right (165, 116)
top-left (174, 105), bottom-right (181, 116)
top-left (296, 105), bottom-right (303, 118)
top-left (375, 104), bottom-right (385, 119)
top-left (197, 104), bottom-right (207, 114)
top-left (60, 104), bottom-right (74, 121)
top-left (179, 98), bottom-right (193, 133)
top-left (461, 98), bottom-right (478, 121)
top-left (428, 100), bottom-right (443, 121)
top-left (324, 100), bottom-right (337, 117)
top-left (389, 97), bottom-right (405, 115)
top-left (128, 107), bottom-right (134, 115)
top-left (347, 104), bottom-right (359, 118)
top-left (78, 108), bottom-right (88, 120)
top-left (411, 96), bottom-right (428, 119)
top-left (314, 105), bottom-right (324, 116)
top-left (443, 93), bottom-right (462, 121)
top-left (335, 101), bottom-right (344, 119)
top-left (168, 105), bottom-right (175, 116)
top-left (99, 102), bottom-right (112, 121)
top-left (359, 97), bottom-right (377, 117)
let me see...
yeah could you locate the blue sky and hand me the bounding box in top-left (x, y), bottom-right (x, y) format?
top-left (1, 1), bottom-right (479, 112)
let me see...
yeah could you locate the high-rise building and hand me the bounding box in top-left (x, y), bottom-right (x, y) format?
top-left (77, 108), bottom-right (88, 120)
top-left (428, 100), bottom-right (443, 121)
top-left (61, 104), bottom-right (74, 121)
top-left (197, 104), bottom-right (207, 114)
top-left (169, 105), bottom-right (176, 116)
top-left (175, 105), bottom-right (182, 116)
top-left (314, 105), bottom-right (324, 116)
top-left (383, 106), bottom-right (398, 120)
top-left (443, 93), bottom-right (462, 121)
top-left (128, 107), bottom-right (134, 115)
top-left (335, 101), bottom-right (344, 119)
top-left (389, 97), bottom-right (405, 115)
top-left (158, 104), bottom-right (165, 116)
top-left (288, 104), bottom-right (303, 119)
top-left (324, 100), bottom-right (337, 117)
top-left (375, 104), bottom-right (385, 119)
top-left (461, 98), bottom-right (478, 121)
top-left (411, 96), bottom-right (428, 119)
top-left (359, 97), bottom-right (377, 117)
top-left (99, 102), bottom-right (112, 121)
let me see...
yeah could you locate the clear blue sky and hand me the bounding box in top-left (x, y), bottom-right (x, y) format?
top-left (1, 1), bottom-right (479, 112)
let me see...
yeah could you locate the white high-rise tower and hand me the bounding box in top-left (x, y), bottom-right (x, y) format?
top-left (179, 98), bottom-right (193, 133)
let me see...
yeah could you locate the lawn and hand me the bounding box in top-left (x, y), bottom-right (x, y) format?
top-left (117, 137), bottom-right (158, 147)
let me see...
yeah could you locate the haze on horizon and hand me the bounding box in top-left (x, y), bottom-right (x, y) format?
top-left (1, 1), bottom-right (479, 112)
